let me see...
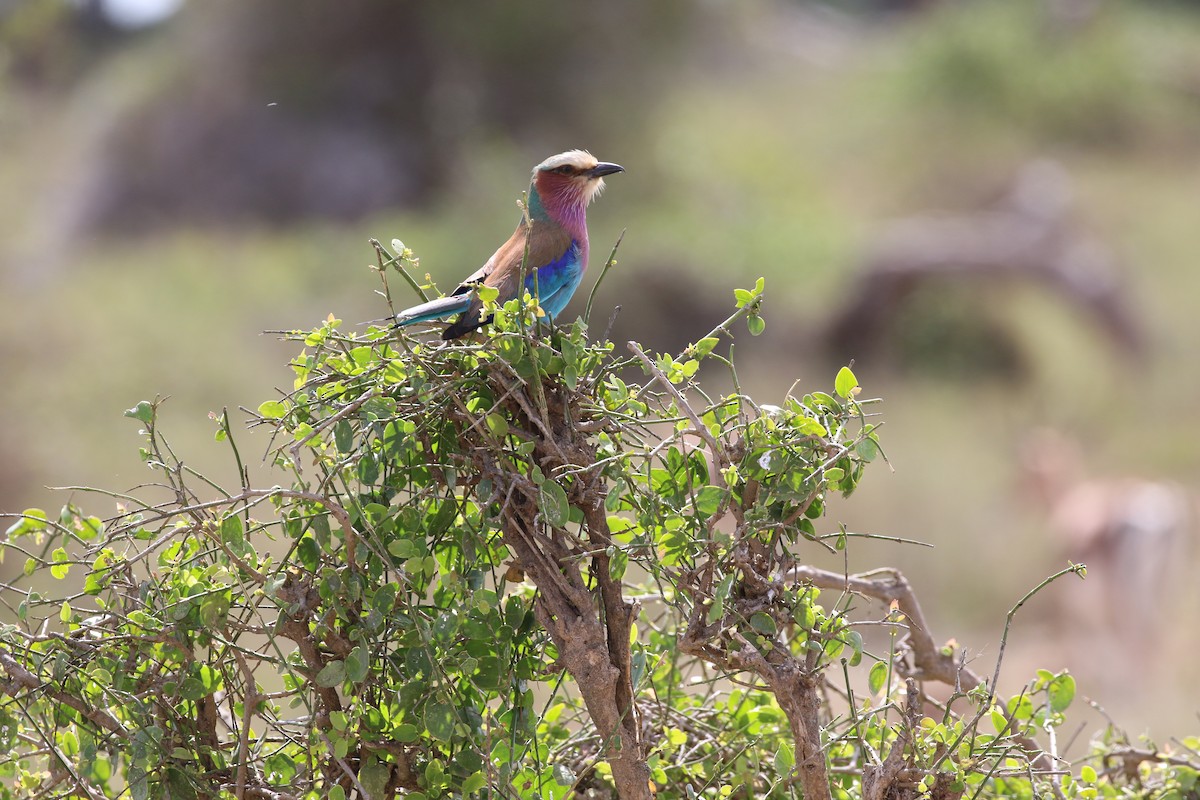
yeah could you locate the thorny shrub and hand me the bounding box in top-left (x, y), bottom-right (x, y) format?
top-left (1, 241), bottom-right (1198, 800)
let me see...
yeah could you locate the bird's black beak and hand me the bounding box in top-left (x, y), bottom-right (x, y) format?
top-left (587, 162), bottom-right (624, 178)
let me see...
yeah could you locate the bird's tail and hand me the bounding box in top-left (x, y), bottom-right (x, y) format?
top-left (394, 295), bottom-right (473, 327)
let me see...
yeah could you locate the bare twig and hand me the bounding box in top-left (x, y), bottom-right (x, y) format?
top-left (584, 229), bottom-right (626, 325)
top-left (233, 649), bottom-right (258, 800)
top-left (628, 342), bottom-right (728, 473)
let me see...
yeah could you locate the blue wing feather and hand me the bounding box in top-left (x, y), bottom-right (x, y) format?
top-left (394, 294), bottom-right (474, 326)
top-left (525, 241), bottom-right (584, 320)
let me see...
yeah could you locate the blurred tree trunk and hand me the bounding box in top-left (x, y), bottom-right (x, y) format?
top-left (63, 0), bottom-right (693, 232)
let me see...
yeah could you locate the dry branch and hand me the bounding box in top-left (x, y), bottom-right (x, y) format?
top-left (786, 564), bottom-right (1056, 773)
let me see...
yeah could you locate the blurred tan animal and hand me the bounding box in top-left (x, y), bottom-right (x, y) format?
top-left (1020, 428), bottom-right (1191, 650)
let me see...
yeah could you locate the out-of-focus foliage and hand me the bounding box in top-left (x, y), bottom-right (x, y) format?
top-left (901, 1), bottom-right (1145, 144)
top-left (3, 0), bottom-right (693, 231)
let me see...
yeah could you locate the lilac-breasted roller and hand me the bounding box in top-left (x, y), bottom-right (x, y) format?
top-left (394, 150), bottom-right (624, 340)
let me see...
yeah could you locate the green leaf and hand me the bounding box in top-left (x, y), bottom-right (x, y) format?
top-left (775, 742), bottom-right (795, 773)
top-left (60, 601), bottom-right (72, 623)
top-left (749, 612), bottom-right (777, 636)
top-left (538, 480), bottom-right (570, 529)
top-left (485, 413), bottom-right (509, 438)
top-left (747, 314), bottom-right (766, 336)
top-left (428, 499), bottom-right (457, 537)
top-left (608, 548), bottom-right (628, 582)
top-left (220, 514), bottom-right (244, 546)
top-left (793, 598), bottom-right (815, 629)
top-left (334, 419), bottom-right (354, 453)
top-left (315, 661), bottom-right (345, 688)
top-left (346, 645), bottom-right (369, 684)
top-left (868, 661), bottom-right (888, 695)
top-left (373, 582), bottom-right (398, 614)
top-left (844, 630), bottom-right (864, 667)
top-left (128, 765), bottom-right (149, 800)
top-left (708, 574), bottom-right (735, 624)
top-left (166, 766), bottom-right (198, 800)
top-left (694, 486), bottom-right (727, 517)
top-left (1047, 672), bottom-right (1076, 713)
top-left (425, 759), bottom-right (446, 792)
top-left (1007, 694), bottom-right (1033, 721)
top-left (552, 764), bottom-right (576, 787)
top-left (124, 401), bottom-right (154, 424)
top-left (426, 703), bottom-right (456, 742)
top-left (358, 454), bottom-right (380, 485)
top-left (179, 677), bottom-right (207, 701)
top-left (200, 595), bottom-right (229, 628)
top-left (359, 759), bottom-right (390, 799)
top-left (693, 337), bottom-right (720, 358)
top-left (388, 538), bottom-right (416, 559)
top-left (463, 772), bottom-right (487, 793)
top-left (257, 400), bottom-right (288, 419)
top-left (1080, 765), bottom-right (1097, 784)
top-left (76, 515), bottom-right (103, 540)
top-left (50, 547), bottom-right (70, 579)
top-left (6, 507), bottom-right (47, 537)
top-left (835, 366), bottom-right (858, 399)
top-left (198, 665), bottom-right (221, 692)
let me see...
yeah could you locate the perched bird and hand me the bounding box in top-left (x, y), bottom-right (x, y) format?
top-left (394, 150), bottom-right (623, 340)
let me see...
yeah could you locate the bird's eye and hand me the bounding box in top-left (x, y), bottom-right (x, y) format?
top-left (555, 165), bottom-right (574, 175)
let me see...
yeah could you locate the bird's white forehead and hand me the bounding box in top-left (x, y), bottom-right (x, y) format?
top-left (535, 149), bottom-right (599, 173)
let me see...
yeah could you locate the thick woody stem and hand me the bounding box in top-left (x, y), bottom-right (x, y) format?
top-left (505, 502), bottom-right (651, 800)
top-left (863, 678), bottom-right (921, 800)
top-left (583, 500), bottom-right (643, 764)
top-left (719, 635), bottom-right (832, 800)
top-left (478, 376), bottom-right (651, 800)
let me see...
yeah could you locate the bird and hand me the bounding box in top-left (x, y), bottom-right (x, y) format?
top-left (394, 150), bottom-right (623, 340)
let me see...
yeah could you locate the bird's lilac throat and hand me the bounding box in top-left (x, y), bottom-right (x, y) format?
top-left (529, 178), bottom-right (592, 241)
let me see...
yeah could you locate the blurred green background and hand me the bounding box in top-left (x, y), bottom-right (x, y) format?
top-left (2, 0), bottom-right (1198, 744)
